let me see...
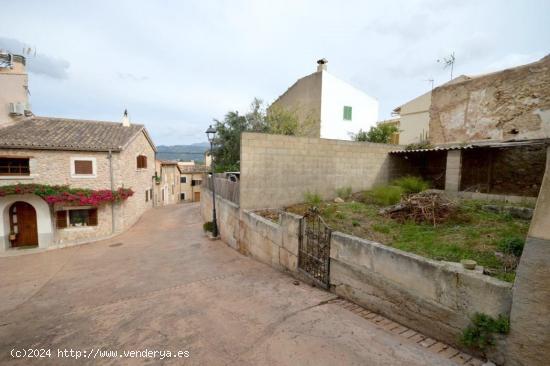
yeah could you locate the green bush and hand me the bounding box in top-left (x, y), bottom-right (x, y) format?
top-left (392, 176), bottom-right (429, 194)
top-left (369, 185), bottom-right (404, 206)
top-left (498, 237), bottom-right (525, 257)
top-left (336, 186), bottom-right (352, 200)
top-left (460, 313), bottom-right (510, 352)
top-left (304, 191), bottom-right (322, 207)
top-left (203, 221), bottom-right (215, 233)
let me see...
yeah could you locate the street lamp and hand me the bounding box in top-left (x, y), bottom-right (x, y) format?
top-left (206, 125), bottom-right (218, 237)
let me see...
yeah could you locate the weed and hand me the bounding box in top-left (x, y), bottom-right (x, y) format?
top-left (369, 185), bottom-right (404, 206)
top-left (304, 191), bottom-right (322, 207)
top-left (336, 186), bottom-right (353, 200)
top-left (497, 237), bottom-right (525, 257)
top-left (203, 221), bottom-right (215, 233)
top-left (460, 313), bottom-right (510, 352)
top-left (392, 176), bottom-right (429, 194)
top-left (352, 219), bottom-right (360, 227)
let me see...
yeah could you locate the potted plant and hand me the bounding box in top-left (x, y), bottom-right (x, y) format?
top-left (203, 221), bottom-right (218, 240)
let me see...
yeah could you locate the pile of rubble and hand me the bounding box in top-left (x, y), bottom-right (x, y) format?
top-left (379, 191), bottom-right (456, 226)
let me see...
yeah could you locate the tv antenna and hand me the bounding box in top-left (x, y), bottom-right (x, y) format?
top-left (437, 52), bottom-right (455, 80)
top-left (425, 78), bottom-right (434, 90)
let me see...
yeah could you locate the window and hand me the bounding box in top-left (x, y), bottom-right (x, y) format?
top-left (343, 106), bottom-right (352, 121)
top-left (180, 176), bottom-right (187, 183)
top-left (137, 155), bottom-right (147, 169)
top-left (145, 190), bottom-right (149, 202)
top-left (71, 157), bottom-right (96, 178)
top-left (0, 157), bottom-right (30, 175)
top-left (56, 208), bottom-right (97, 228)
top-left (171, 184), bottom-right (174, 194)
top-left (74, 160), bottom-right (93, 175)
top-left (180, 193), bottom-right (186, 200)
top-left (191, 179), bottom-right (202, 186)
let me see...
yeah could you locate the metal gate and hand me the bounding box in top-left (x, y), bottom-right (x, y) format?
top-left (298, 207), bottom-right (332, 289)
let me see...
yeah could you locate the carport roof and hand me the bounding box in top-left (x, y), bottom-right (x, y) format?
top-left (389, 138), bottom-right (550, 154)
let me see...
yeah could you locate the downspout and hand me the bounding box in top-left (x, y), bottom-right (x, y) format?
top-left (108, 149), bottom-right (115, 234)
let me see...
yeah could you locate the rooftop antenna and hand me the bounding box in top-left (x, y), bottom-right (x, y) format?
top-left (437, 52), bottom-right (456, 80)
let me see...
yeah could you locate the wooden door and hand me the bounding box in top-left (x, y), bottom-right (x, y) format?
top-left (194, 192), bottom-right (201, 202)
top-left (9, 201), bottom-right (38, 247)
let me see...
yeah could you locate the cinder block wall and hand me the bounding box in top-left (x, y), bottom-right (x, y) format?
top-left (240, 133), bottom-right (396, 209)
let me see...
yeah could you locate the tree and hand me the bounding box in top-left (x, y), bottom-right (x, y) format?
top-left (211, 98), bottom-right (309, 172)
top-left (353, 124), bottom-right (399, 144)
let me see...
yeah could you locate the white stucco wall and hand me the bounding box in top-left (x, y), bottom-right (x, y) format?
top-left (320, 71), bottom-right (378, 140)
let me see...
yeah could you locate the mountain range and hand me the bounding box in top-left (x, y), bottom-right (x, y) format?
top-left (156, 142), bottom-right (209, 163)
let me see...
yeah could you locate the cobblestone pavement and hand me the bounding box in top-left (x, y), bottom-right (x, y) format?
top-left (0, 203), bottom-right (476, 365)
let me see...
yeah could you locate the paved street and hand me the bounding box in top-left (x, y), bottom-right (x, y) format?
top-left (0, 203), bottom-right (457, 365)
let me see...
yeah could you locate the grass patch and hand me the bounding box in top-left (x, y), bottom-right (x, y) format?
top-left (335, 186), bottom-right (353, 200)
top-left (392, 176), bottom-right (429, 194)
top-left (285, 194), bottom-right (530, 282)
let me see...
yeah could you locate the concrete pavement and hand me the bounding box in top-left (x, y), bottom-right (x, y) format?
top-left (0, 203), bottom-right (458, 365)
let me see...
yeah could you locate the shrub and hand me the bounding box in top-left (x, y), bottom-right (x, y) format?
top-left (460, 313), bottom-right (510, 352)
top-left (336, 186), bottom-right (352, 200)
top-left (392, 176), bottom-right (429, 194)
top-left (304, 191), bottom-right (322, 207)
top-left (203, 221), bottom-right (215, 233)
top-left (369, 185), bottom-right (404, 206)
top-left (498, 237), bottom-right (525, 257)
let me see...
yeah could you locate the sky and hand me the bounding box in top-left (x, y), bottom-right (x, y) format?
top-left (0, 0), bottom-right (548, 145)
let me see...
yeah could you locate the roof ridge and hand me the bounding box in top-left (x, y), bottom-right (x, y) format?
top-left (30, 115), bottom-right (145, 127)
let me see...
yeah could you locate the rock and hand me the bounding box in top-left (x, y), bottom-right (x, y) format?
top-left (505, 206), bottom-right (533, 220)
top-left (482, 204), bottom-right (502, 214)
top-left (334, 197), bottom-right (345, 203)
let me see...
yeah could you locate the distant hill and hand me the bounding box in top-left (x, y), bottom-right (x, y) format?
top-left (156, 142), bottom-right (209, 162)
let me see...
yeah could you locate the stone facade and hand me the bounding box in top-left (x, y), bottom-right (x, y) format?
top-left (0, 130), bottom-right (156, 252)
top-left (153, 161), bottom-right (181, 207)
top-left (240, 132), bottom-right (396, 209)
top-left (430, 55), bottom-right (550, 144)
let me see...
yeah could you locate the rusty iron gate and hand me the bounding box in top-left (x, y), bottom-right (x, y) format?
top-left (298, 207), bottom-right (332, 289)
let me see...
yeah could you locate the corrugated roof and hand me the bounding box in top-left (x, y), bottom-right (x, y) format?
top-left (0, 116), bottom-right (153, 152)
top-left (389, 139), bottom-right (550, 154)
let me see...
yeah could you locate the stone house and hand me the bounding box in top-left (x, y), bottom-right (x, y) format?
top-left (178, 163), bottom-right (208, 202)
top-left (270, 59), bottom-right (379, 140)
top-left (154, 160), bottom-right (181, 206)
top-left (0, 116), bottom-right (157, 252)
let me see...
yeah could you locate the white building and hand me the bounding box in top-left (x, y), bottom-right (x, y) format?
top-left (270, 59), bottom-right (378, 140)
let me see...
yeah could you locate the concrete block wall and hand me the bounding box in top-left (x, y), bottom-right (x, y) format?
top-left (240, 133), bottom-right (396, 209)
top-left (330, 232), bottom-right (512, 353)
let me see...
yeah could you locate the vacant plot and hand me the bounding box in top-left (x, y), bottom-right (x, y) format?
top-left (279, 191), bottom-right (531, 282)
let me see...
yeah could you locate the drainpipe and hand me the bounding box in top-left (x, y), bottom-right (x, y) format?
top-left (108, 149), bottom-right (115, 234)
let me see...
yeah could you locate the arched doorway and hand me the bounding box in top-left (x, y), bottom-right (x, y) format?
top-left (9, 201), bottom-right (38, 247)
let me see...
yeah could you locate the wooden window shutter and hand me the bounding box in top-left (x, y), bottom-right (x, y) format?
top-left (56, 211), bottom-right (67, 228)
top-left (137, 155), bottom-right (147, 169)
top-left (74, 160), bottom-right (93, 174)
top-left (88, 208), bottom-right (98, 226)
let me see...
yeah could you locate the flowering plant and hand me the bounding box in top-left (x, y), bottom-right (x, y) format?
top-left (0, 184), bottom-right (134, 206)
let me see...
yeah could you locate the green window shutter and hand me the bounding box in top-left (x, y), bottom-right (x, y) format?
top-left (343, 106), bottom-right (352, 120)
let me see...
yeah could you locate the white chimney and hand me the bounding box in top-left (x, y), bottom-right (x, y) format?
top-left (121, 109), bottom-right (130, 127)
top-left (317, 58), bottom-right (328, 72)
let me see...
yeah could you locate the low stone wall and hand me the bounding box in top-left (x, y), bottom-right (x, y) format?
top-left (330, 232), bottom-right (512, 352)
top-left (201, 188), bottom-right (300, 272)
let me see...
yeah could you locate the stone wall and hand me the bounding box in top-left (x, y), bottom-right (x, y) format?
top-left (330, 232), bottom-right (512, 354)
top-left (240, 133), bottom-right (396, 209)
top-left (201, 188), bottom-right (299, 272)
top-left (430, 55), bottom-right (550, 144)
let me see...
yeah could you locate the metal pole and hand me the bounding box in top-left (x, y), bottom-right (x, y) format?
top-left (210, 141), bottom-right (218, 237)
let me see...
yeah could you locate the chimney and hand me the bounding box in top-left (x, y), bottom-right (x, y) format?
top-left (316, 58), bottom-right (328, 72)
top-left (121, 109), bottom-right (130, 127)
